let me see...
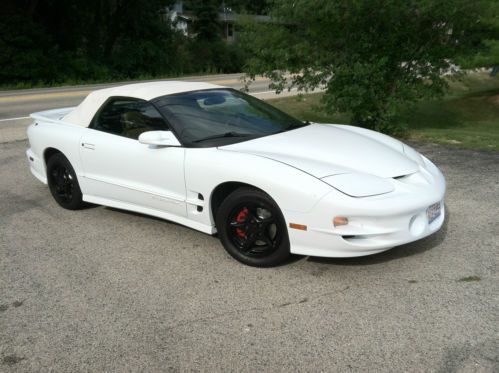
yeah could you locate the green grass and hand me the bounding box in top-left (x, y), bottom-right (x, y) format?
top-left (268, 72), bottom-right (499, 151)
top-left (457, 275), bottom-right (481, 282)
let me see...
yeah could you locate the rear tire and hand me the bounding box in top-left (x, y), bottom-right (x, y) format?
top-left (216, 187), bottom-right (291, 267)
top-left (46, 153), bottom-right (85, 210)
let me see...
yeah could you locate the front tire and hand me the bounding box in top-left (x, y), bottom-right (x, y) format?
top-left (46, 153), bottom-right (85, 210)
top-left (216, 187), bottom-right (291, 267)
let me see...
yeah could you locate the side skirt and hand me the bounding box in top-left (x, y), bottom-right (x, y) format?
top-left (83, 194), bottom-right (216, 235)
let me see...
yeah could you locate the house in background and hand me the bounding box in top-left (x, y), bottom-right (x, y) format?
top-left (166, 1), bottom-right (270, 43)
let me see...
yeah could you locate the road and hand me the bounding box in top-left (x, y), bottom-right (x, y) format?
top-left (0, 73), bottom-right (301, 143)
top-left (1, 140), bottom-right (498, 372)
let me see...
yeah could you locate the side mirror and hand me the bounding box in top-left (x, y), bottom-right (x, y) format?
top-left (138, 131), bottom-right (181, 147)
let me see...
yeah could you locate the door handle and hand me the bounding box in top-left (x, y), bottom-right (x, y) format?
top-left (81, 142), bottom-right (95, 150)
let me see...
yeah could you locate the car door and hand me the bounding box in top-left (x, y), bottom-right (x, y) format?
top-left (78, 97), bottom-right (187, 217)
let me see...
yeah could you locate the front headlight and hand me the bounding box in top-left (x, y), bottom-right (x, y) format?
top-left (321, 173), bottom-right (394, 197)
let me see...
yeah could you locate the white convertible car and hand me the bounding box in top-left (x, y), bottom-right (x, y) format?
top-left (26, 81), bottom-right (445, 266)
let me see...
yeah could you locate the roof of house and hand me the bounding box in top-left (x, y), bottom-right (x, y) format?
top-left (63, 81), bottom-right (224, 127)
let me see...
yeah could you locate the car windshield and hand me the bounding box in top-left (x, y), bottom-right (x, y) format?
top-left (152, 89), bottom-right (308, 147)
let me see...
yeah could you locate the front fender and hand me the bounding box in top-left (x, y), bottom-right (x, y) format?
top-left (184, 148), bottom-right (332, 227)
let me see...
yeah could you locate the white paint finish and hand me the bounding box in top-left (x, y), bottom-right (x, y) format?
top-left (334, 124), bottom-right (405, 153)
top-left (79, 128), bottom-right (187, 216)
top-left (31, 107), bottom-right (74, 123)
top-left (138, 130), bottom-right (181, 147)
top-left (25, 82), bottom-right (447, 259)
top-left (26, 119), bottom-right (86, 178)
top-left (402, 143), bottom-right (425, 166)
top-left (183, 147), bottom-right (334, 228)
top-left (26, 149), bottom-right (47, 184)
top-left (284, 165), bottom-right (445, 257)
top-left (221, 123), bottom-right (419, 178)
top-left (83, 194), bottom-right (215, 234)
top-left (321, 173), bottom-right (394, 197)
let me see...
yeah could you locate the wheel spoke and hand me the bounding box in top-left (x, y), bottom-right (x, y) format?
top-left (227, 202), bottom-right (281, 258)
top-left (50, 165), bottom-right (74, 202)
top-left (53, 170), bottom-right (62, 186)
top-left (260, 234), bottom-right (274, 249)
top-left (256, 217), bottom-right (274, 230)
top-left (245, 211), bottom-right (257, 223)
top-left (237, 235), bottom-right (257, 253)
top-left (65, 182), bottom-right (73, 198)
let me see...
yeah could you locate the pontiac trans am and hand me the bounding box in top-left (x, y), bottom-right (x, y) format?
top-left (26, 81), bottom-right (445, 266)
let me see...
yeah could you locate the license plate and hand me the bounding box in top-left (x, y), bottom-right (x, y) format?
top-left (427, 202), bottom-right (441, 224)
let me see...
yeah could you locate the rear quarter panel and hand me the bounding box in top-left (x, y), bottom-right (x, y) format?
top-left (27, 120), bottom-right (86, 180)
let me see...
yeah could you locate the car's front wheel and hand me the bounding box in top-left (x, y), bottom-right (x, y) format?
top-left (216, 187), bottom-right (291, 267)
top-left (46, 152), bottom-right (85, 210)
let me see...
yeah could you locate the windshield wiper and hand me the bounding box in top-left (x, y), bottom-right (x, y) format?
top-left (193, 132), bottom-right (253, 143)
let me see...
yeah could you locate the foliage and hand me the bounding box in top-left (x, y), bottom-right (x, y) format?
top-left (225, 0), bottom-right (269, 14)
top-left (0, 14), bottom-right (59, 84)
top-left (0, 0), bottom-right (245, 86)
top-left (268, 72), bottom-right (499, 151)
top-left (179, 38), bottom-right (247, 74)
top-left (459, 1), bottom-right (499, 73)
top-left (186, 0), bottom-right (222, 41)
top-left (241, 0), bottom-right (492, 133)
top-left (2, 0), bottom-right (497, 99)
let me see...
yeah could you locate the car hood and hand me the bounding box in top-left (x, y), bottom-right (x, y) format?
top-left (219, 123), bottom-right (419, 179)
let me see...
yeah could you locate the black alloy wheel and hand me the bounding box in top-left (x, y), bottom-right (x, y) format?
top-left (47, 153), bottom-right (85, 210)
top-left (216, 187), bottom-right (290, 267)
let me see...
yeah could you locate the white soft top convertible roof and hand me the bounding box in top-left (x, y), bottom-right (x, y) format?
top-left (63, 81), bottom-right (224, 127)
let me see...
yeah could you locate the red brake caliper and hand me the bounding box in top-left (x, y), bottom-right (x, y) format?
top-left (235, 207), bottom-right (249, 238)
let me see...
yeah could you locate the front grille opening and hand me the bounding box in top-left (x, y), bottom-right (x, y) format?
top-left (342, 235), bottom-right (370, 241)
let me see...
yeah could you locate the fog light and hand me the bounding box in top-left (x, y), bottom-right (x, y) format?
top-left (409, 212), bottom-right (426, 236)
top-left (333, 216), bottom-right (349, 227)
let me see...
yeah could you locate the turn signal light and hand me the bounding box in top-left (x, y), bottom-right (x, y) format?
top-left (333, 216), bottom-right (349, 227)
top-left (289, 223), bottom-right (307, 231)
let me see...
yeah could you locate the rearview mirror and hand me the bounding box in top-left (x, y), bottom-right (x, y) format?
top-left (203, 95), bottom-right (226, 106)
top-left (138, 131), bottom-right (181, 147)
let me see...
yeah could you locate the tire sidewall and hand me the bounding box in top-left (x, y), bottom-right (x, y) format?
top-left (47, 153), bottom-right (84, 210)
top-left (216, 187), bottom-right (290, 267)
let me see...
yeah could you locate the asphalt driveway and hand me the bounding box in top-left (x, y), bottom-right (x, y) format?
top-left (0, 140), bottom-right (497, 372)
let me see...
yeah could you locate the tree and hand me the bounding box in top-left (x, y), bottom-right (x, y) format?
top-left (0, 0), bottom-right (181, 85)
top-left (225, 0), bottom-right (269, 14)
top-left (459, 1), bottom-right (499, 76)
top-left (187, 0), bottom-right (221, 41)
top-left (241, 0), bottom-right (489, 133)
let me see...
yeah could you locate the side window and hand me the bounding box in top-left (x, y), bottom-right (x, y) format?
top-left (92, 98), bottom-right (169, 140)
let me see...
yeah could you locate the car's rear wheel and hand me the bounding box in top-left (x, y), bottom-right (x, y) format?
top-left (216, 187), bottom-right (291, 267)
top-left (46, 153), bottom-right (85, 210)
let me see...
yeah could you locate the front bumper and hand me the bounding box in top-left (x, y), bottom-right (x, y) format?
top-left (285, 157), bottom-right (446, 258)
